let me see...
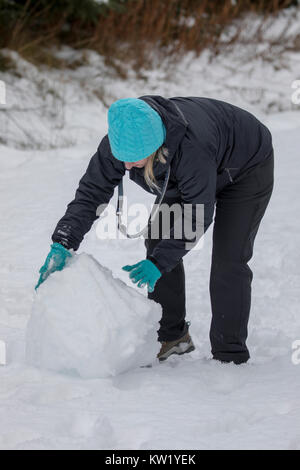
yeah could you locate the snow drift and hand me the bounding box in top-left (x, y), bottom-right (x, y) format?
top-left (26, 253), bottom-right (161, 378)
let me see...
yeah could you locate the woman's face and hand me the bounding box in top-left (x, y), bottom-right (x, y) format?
top-left (124, 156), bottom-right (149, 170)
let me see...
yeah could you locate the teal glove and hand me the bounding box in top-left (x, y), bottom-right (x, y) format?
top-left (35, 242), bottom-right (72, 290)
top-left (122, 259), bottom-right (162, 293)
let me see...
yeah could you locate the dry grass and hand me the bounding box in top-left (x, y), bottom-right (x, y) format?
top-left (0, 0), bottom-right (297, 73)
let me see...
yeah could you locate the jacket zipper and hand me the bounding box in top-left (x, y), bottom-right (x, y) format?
top-left (224, 167), bottom-right (239, 183)
top-left (225, 168), bottom-right (234, 183)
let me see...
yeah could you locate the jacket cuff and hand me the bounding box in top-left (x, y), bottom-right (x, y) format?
top-left (147, 255), bottom-right (165, 274)
top-left (51, 224), bottom-right (80, 251)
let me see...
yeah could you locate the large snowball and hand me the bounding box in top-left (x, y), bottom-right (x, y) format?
top-left (26, 253), bottom-right (161, 378)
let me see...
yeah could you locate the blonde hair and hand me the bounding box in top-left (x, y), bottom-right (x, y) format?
top-left (144, 145), bottom-right (168, 192)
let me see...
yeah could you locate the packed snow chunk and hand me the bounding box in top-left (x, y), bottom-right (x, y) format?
top-left (26, 253), bottom-right (161, 378)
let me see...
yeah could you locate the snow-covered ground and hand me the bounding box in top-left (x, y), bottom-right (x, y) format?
top-left (0, 7), bottom-right (300, 450)
top-left (1, 112), bottom-right (300, 450)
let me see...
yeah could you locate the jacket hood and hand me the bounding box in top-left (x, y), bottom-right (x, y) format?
top-left (138, 95), bottom-right (189, 177)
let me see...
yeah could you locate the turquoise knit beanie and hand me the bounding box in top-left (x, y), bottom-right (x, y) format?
top-left (107, 98), bottom-right (166, 162)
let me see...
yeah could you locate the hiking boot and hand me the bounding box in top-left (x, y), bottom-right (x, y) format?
top-left (157, 332), bottom-right (195, 362)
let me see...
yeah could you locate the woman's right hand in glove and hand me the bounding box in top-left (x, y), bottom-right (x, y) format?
top-left (35, 242), bottom-right (72, 290)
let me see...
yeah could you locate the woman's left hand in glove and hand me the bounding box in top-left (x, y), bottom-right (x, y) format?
top-left (122, 259), bottom-right (162, 293)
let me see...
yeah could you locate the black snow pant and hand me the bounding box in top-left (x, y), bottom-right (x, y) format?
top-left (145, 150), bottom-right (274, 364)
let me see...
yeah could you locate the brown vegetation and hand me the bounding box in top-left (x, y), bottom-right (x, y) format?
top-left (0, 0), bottom-right (297, 71)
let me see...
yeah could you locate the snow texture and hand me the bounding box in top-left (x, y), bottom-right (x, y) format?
top-left (0, 114), bottom-right (298, 450)
top-left (0, 7), bottom-right (300, 450)
top-left (26, 253), bottom-right (161, 378)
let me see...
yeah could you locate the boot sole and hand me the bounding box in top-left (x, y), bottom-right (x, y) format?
top-left (158, 342), bottom-right (195, 362)
top-left (140, 340), bottom-right (195, 368)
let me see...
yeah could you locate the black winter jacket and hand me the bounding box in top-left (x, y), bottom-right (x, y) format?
top-left (52, 95), bottom-right (273, 273)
